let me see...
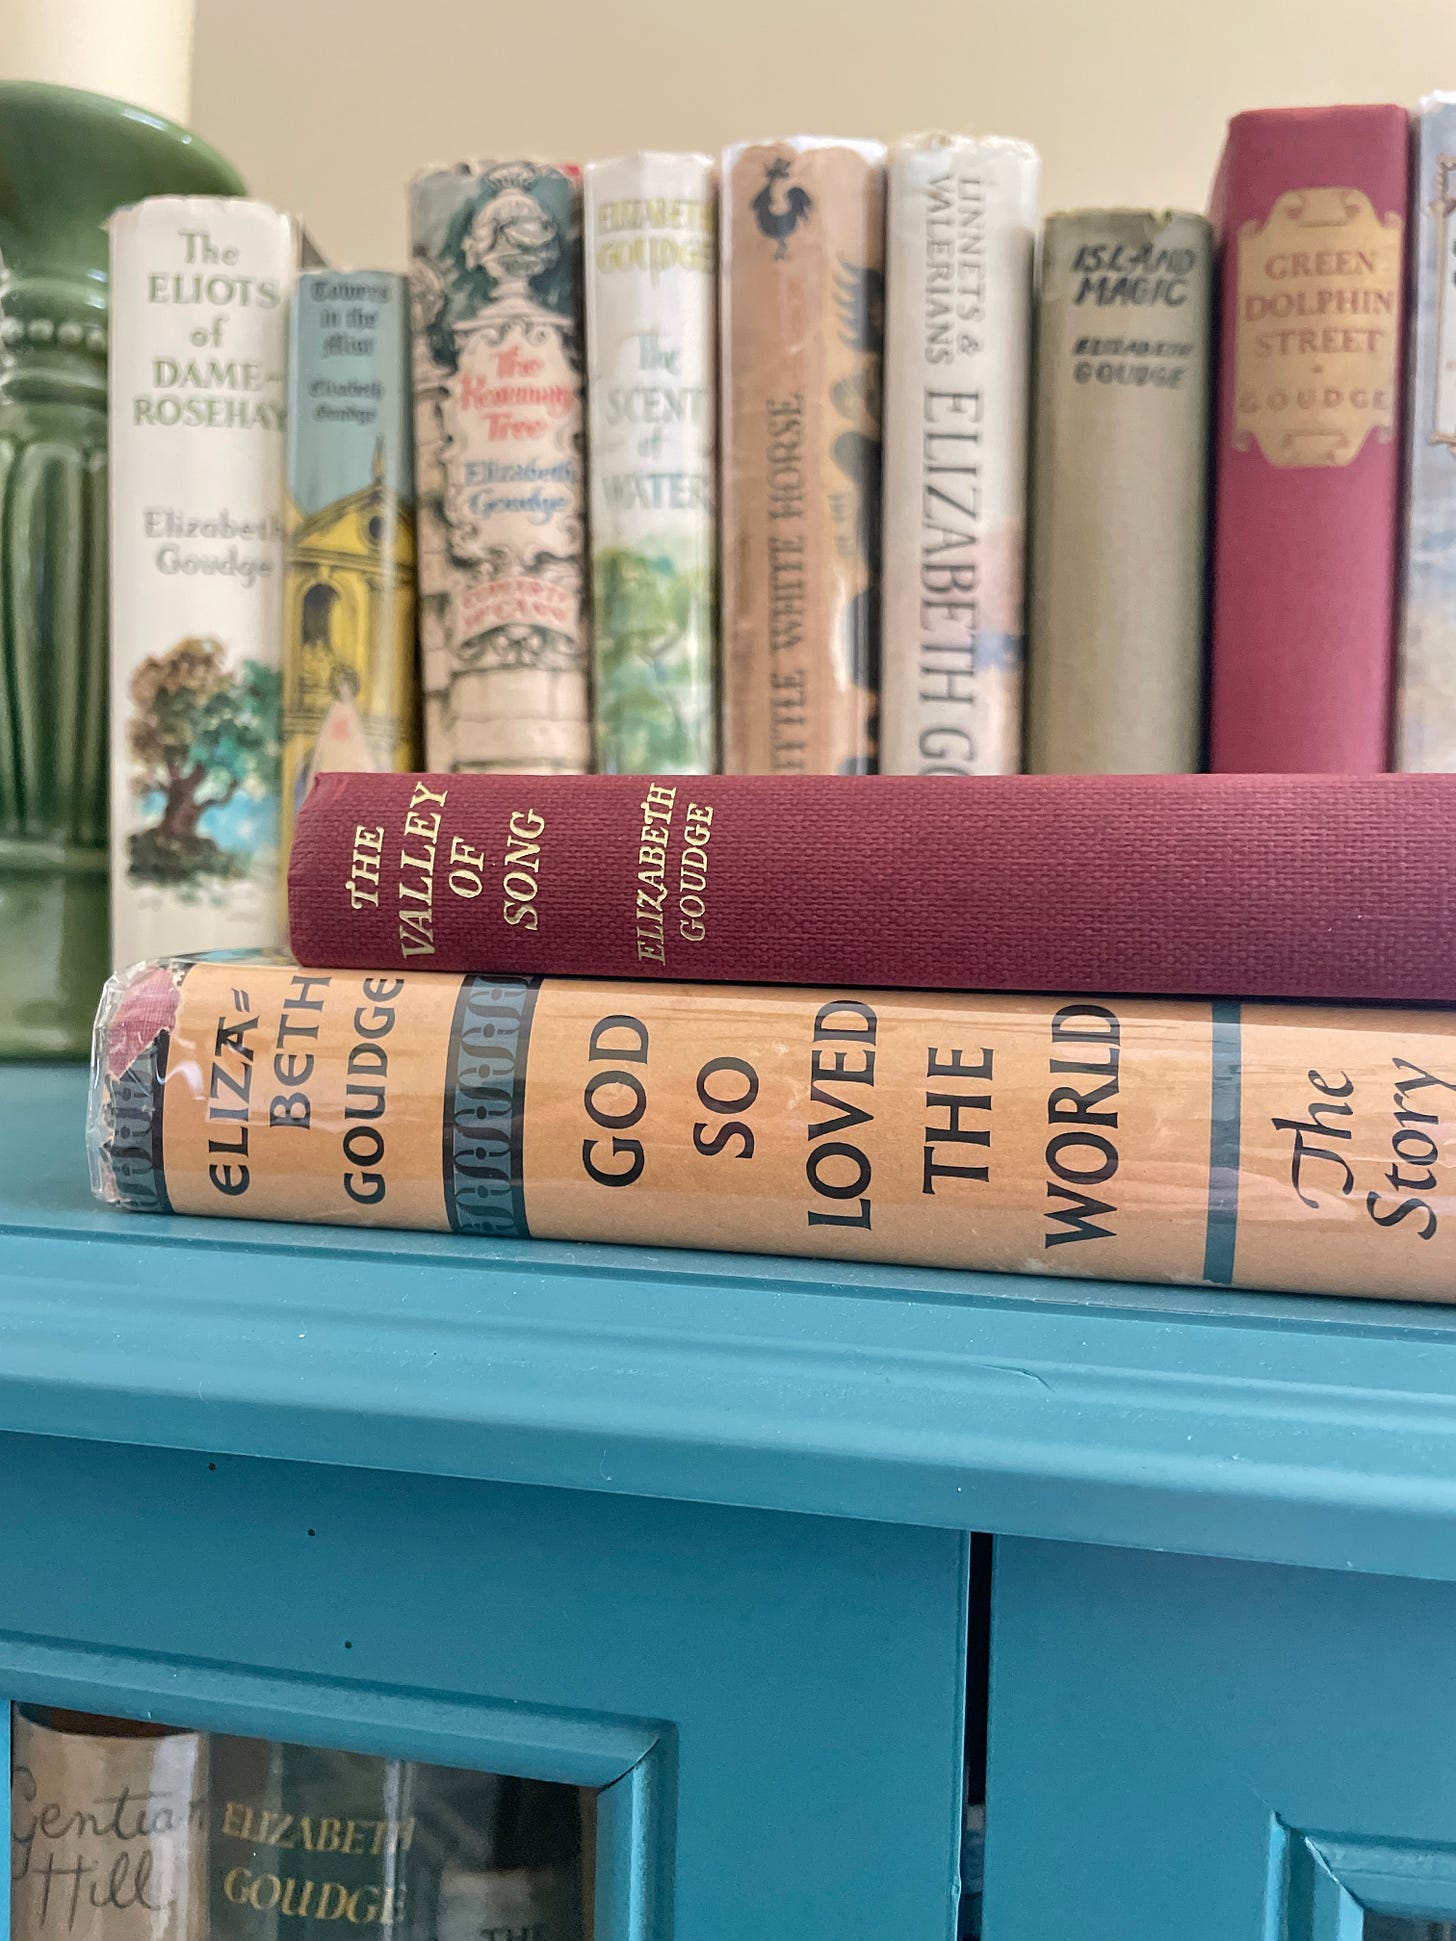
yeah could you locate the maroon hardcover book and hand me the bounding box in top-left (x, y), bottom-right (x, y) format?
top-left (1208, 104), bottom-right (1409, 772)
top-left (288, 771), bottom-right (1456, 1002)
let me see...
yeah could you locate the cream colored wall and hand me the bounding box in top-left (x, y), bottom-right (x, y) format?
top-left (191, 0), bottom-right (1456, 268)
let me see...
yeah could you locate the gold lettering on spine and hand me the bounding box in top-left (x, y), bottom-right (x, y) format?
top-left (395, 779), bottom-right (447, 956)
top-left (346, 824), bottom-right (384, 909)
top-left (678, 801), bottom-right (713, 940)
top-left (634, 783), bottom-right (677, 961)
top-left (499, 807), bottom-right (546, 928)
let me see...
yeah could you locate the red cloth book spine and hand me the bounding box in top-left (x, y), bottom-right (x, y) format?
top-left (288, 771), bottom-right (1456, 1002)
top-left (1208, 104), bottom-right (1409, 772)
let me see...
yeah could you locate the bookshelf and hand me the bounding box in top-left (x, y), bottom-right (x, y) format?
top-left (10, 1057), bottom-right (1456, 1936)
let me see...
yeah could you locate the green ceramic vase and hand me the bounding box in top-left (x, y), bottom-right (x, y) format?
top-left (0, 83), bottom-right (243, 1058)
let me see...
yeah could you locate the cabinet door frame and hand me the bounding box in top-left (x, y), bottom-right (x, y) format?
top-left (1285, 1827), bottom-right (1456, 1938)
top-left (986, 1537), bottom-right (1456, 1941)
top-left (0, 1634), bottom-right (670, 1941)
top-left (0, 1428), bottom-right (969, 1941)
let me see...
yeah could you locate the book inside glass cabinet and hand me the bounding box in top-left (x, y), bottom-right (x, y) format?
top-left (8, 1708), bottom-right (593, 1941)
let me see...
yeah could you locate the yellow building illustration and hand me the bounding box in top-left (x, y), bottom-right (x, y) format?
top-left (282, 440), bottom-right (418, 856)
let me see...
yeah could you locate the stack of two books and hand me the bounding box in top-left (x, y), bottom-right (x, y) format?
top-left (90, 769), bottom-right (1456, 1307)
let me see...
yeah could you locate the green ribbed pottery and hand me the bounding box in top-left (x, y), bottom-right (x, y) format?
top-left (0, 83), bottom-right (244, 1057)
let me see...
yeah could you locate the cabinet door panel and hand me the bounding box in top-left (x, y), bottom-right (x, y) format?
top-left (0, 1431), bottom-right (968, 1940)
top-left (985, 1540), bottom-right (1456, 1941)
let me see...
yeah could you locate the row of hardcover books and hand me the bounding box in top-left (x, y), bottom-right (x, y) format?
top-left (11, 1707), bottom-right (586, 1941)
top-left (108, 99), bottom-right (1456, 972)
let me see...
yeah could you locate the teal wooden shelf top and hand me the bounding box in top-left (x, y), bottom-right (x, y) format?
top-left (6, 1060), bottom-right (1456, 1581)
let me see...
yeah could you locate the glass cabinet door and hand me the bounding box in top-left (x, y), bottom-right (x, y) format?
top-left (8, 1708), bottom-right (589, 1941)
top-left (985, 1539), bottom-right (1456, 1941)
top-left (0, 1428), bottom-right (970, 1941)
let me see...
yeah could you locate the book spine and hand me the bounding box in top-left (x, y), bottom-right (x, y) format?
top-left (408, 162), bottom-right (589, 775)
top-left (720, 138), bottom-right (885, 774)
top-left (880, 134), bottom-right (1038, 777)
top-left (91, 951), bottom-right (1456, 1307)
top-left (1025, 209), bottom-right (1212, 774)
top-left (209, 1737), bottom-right (418, 1941)
top-left (411, 256), bottom-right (454, 773)
top-left (412, 1770), bottom-right (582, 1941)
top-left (285, 768), bottom-right (1456, 1004)
top-left (283, 271), bottom-right (417, 882)
top-left (1396, 95), bottom-right (1456, 771)
top-left (584, 152), bottom-right (718, 774)
top-left (107, 197), bottom-right (296, 967)
top-left (1208, 104), bottom-right (1409, 772)
top-left (11, 1709), bottom-right (208, 1941)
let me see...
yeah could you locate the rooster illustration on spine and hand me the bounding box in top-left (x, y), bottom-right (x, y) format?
top-left (752, 158), bottom-right (813, 257)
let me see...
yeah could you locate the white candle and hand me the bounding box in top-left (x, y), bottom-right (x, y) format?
top-left (0, 0), bottom-right (195, 123)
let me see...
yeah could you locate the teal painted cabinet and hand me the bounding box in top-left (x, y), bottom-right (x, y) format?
top-left (986, 1540), bottom-right (1456, 1938)
top-left (9, 1060), bottom-right (1456, 1937)
top-left (0, 1434), bottom-right (967, 1941)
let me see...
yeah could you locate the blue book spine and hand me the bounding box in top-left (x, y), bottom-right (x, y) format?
top-left (282, 270), bottom-right (417, 864)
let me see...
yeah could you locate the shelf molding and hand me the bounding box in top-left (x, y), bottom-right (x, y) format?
top-left (10, 1064), bottom-right (1456, 1580)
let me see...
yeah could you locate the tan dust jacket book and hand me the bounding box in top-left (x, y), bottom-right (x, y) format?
top-left (92, 956), bottom-right (1456, 1306)
top-left (720, 137), bottom-right (885, 774)
top-left (12, 1711), bottom-right (208, 1941)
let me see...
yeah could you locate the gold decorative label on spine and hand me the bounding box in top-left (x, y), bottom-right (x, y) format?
top-left (1232, 186), bottom-right (1403, 467)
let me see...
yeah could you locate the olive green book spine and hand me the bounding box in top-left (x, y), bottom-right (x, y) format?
top-left (1025, 210), bottom-right (1211, 773)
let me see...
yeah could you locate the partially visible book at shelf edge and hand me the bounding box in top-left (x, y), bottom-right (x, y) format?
top-left (286, 770), bottom-right (1456, 1003)
top-left (1396, 93), bottom-right (1456, 772)
top-left (90, 953), bottom-right (1456, 1306)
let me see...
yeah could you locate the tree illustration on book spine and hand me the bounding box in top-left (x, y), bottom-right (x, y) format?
top-left (127, 639), bottom-right (280, 886)
top-left (409, 161), bottom-right (589, 774)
